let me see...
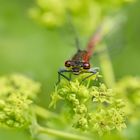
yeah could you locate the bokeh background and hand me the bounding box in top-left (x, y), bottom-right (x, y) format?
top-left (0, 0), bottom-right (140, 139)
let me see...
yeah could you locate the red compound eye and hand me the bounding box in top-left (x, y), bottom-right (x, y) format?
top-left (65, 60), bottom-right (71, 67)
top-left (83, 62), bottom-right (90, 69)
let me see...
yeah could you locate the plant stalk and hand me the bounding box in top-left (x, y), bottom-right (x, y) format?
top-left (38, 126), bottom-right (90, 140)
top-left (34, 105), bottom-right (58, 119)
top-left (98, 44), bottom-right (115, 87)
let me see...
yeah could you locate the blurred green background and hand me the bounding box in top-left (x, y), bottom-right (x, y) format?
top-left (0, 0), bottom-right (140, 139)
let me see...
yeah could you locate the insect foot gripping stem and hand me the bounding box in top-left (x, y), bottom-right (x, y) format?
top-left (56, 68), bottom-right (72, 85)
top-left (56, 67), bottom-right (100, 85)
top-left (79, 67), bottom-right (100, 85)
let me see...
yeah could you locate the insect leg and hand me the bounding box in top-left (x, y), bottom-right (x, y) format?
top-left (56, 69), bottom-right (72, 85)
top-left (69, 71), bottom-right (72, 81)
top-left (80, 67), bottom-right (99, 84)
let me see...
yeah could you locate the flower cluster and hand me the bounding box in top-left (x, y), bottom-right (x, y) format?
top-left (29, 0), bottom-right (133, 32)
top-left (115, 76), bottom-right (140, 123)
top-left (50, 74), bottom-right (126, 135)
top-left (0, 74), bottom-right (41, 128)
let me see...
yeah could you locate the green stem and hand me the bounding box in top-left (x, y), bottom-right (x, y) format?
top-left (38, 126), bottom-right (90, 140)
top-left (34, 105), bottom-right (58, 119)
top-left (30, 114), bottom-right (90, 140)
top-left (98, 44), bottom-right (115, 88)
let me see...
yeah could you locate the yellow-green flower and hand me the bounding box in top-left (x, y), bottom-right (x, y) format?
top-left (0, 74), bottom-right (41, 128)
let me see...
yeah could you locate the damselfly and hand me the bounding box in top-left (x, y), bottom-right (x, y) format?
top-left (56, 24), bottom-right (111, 84)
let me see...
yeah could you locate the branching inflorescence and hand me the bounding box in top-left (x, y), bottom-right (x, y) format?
top-left (29, 0), bottom-right (134, 33)
top-left (0, 74), bottom-right (41, 128)
top-left (0, 73), bottom-right (139, 140)
top-left (50, 73), bottom-right (126, 135)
